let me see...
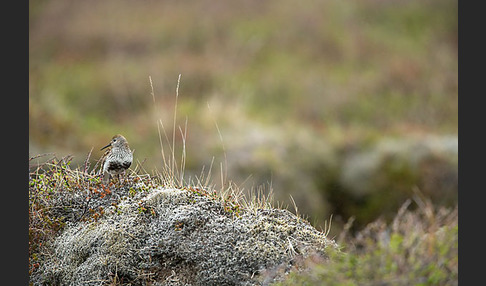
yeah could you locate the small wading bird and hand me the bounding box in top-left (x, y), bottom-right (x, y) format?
top-left (100, 134), bottom-right (133, 185)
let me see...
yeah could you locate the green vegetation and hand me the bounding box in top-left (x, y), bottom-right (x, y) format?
top-left (29, 0), bottom-right (457, 163)
top-left (274, 197), bottom-right (458, 285)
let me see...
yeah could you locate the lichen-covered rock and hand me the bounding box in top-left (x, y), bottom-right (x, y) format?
top-left (34, 188), bottom-right (337, 286)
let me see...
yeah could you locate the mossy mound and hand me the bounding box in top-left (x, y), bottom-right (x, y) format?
top-left (33, 188), bottom-right (337, 285)
top-left (332, 135), bottom-right (457, 227)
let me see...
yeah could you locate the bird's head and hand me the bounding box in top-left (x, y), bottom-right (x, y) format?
top-left (101, 134), bottom-right (129, 150)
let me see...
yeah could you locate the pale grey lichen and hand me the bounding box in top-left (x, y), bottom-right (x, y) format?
top-left (33, 187), bottom-right (337, 286)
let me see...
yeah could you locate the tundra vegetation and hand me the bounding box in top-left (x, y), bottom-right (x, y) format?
top-left (29, 0), bottom-right (457, 284)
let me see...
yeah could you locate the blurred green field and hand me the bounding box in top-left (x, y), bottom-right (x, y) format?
top-left (29, 0), bottom-right (457, 232)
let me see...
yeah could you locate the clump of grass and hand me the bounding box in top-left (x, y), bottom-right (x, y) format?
top-left (150, 75), bottom-right (278, 217)
top-left (273, 194), bottom-right (458, 285)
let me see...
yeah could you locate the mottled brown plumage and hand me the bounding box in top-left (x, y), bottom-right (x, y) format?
top-left (100, 134), bottom-right (133, 185)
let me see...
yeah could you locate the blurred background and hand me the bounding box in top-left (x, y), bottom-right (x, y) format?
top-left (29, 0), bottom-right (457, 236)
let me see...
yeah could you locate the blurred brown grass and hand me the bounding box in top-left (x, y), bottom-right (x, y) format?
top-left (29, 0), bottom-right (457, 232)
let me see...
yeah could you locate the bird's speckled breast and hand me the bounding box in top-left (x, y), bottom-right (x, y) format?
top-left (106, 160), bottom-right (132, 174)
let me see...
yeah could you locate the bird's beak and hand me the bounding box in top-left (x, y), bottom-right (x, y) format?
top-left (100, 143), bottom-right (111, 151)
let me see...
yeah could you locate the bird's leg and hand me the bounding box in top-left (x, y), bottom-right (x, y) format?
top-left (102, 171), bottom-right (111, 186)
top-left (120, 170), bottom-right (128, 185)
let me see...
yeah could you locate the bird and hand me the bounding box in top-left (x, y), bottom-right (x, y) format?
top-left (100, 134), bottom-right (133, 185)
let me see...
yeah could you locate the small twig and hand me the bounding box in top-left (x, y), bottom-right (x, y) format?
top-left (29, 152), bottom-right (56, 161)
top-left (84, 147), bottom-right (93, 174)
top-left (172, 74), bottom-right (181, 183)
